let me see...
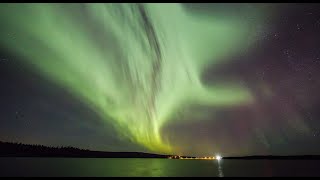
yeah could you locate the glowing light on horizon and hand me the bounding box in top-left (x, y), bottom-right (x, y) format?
top-left (216, 155), bottom-right (222, 161)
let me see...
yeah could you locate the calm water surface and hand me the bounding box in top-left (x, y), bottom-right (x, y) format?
top-left (0, 158), bottom-right (320, 177)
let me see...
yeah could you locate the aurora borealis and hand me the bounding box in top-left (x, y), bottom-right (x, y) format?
top-left (1, 3), bottom-right (320, 156)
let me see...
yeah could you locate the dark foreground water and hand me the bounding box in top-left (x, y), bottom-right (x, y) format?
top-left (0, 158), bottom-right (320, 177)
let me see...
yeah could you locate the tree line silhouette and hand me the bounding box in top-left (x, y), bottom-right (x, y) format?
top-left (0, 141), bottom-right (169, 158)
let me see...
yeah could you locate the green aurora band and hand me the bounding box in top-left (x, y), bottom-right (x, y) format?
top-left (0, 3), bottom-right (271, 154)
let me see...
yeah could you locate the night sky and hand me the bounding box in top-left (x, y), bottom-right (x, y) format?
top-left (1, 3), bottom-right (320, 157)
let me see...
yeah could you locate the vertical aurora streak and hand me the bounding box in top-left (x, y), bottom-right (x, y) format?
top-left (0, 3), bottom-right (270, 154)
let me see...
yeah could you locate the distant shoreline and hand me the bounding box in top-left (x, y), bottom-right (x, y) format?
top-left (1, 141), bottom-right (320, 160)
top-left (223, 156), bottom-right (320, 160)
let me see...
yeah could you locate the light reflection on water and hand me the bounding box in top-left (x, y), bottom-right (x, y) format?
top-left (217, 161), bottom-right (224, 177)
top-left (0, 158), bottom-right (320, 177)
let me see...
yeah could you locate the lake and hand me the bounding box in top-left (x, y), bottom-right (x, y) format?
top-left (0, 158), bottom-right (319, 177)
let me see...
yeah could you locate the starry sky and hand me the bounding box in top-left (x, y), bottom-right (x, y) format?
top-left (0, 3), bottom-right (320, 157)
